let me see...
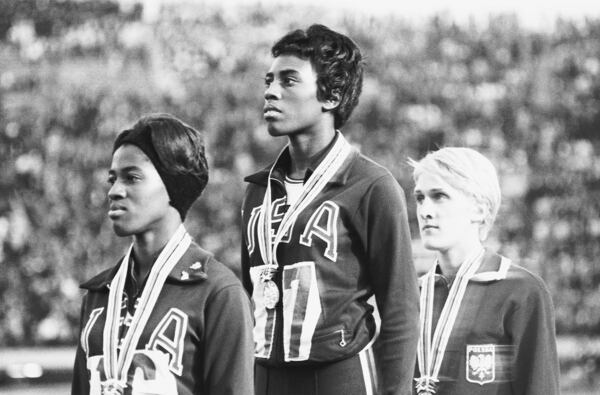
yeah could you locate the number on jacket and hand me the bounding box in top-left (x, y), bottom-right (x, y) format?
top-left (251, 262), bottom-right (322, 361)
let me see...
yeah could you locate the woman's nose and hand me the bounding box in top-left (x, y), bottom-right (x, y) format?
top-left (418, 199), bottom-right (434, 219)
top-left (264, 82), bottom-right (281, 100)
top-left (108, 181), bottom-right (125, 200)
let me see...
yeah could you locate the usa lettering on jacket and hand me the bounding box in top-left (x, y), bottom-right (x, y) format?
top-left (81, 306), bottom-right (188, 390)
top-left (246, 199), bottom-right (340, 262)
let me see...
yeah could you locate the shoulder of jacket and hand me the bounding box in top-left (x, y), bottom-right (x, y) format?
top-left (80, 262), bottom-right (120, 291)
top-left (350, 151), bottom-right (391, 176)
top-left (504, 262), bottom-right (550, 292)
top-left (243, 165), bottom-right (271, 186)
top-left (173, 242), bottom-right (243, 288)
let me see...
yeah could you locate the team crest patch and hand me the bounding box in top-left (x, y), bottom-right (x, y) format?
top-left (466, 344), bottom-right (495, 385)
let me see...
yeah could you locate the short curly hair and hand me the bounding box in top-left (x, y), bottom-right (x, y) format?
top-left (271, 24), bottom-right (364, 130)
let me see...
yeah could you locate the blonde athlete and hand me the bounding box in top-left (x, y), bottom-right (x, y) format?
top-left (411, 147), bottom-right (559, 395)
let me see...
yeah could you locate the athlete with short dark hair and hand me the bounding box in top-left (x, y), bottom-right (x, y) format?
top-left (410, 147), bottom-right (560, 394)
top-left (72, 113), bottom-right (254, 395)
top-left (241, 24), bottom-right (419, 395)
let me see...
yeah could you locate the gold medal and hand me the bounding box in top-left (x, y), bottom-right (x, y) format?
top-left (262, 280), bottom-right (279, 309)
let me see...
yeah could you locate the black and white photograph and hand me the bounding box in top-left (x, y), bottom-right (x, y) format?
top-left (1, 0), bottom-right (599, 394)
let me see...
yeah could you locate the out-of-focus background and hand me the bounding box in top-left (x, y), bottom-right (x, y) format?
top-left (1, 0), bottom-right (599, 393)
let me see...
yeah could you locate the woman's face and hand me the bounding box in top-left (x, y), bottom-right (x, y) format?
top-left (107, 144), bottom-right (172, 237)
top-left (414, 171), bottom-right (482, 254)
top-left (263, 55), bottom-right (325, 137)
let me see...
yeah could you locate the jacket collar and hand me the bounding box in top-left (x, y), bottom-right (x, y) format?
top-left (244, 132), bottom-right (357, 188)
top-left (418, 249), bottom-right (511, 286)
top-left (80, 242), bottom-right (212, 291)
top-left (470, 250), bottom-right (511, 282)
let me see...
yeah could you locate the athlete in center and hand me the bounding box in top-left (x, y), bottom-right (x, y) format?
top-left (241, 24), bottom-right (419, 395)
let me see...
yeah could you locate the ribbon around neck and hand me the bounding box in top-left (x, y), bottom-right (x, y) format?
top-left (102, 224), bottom-right (191, 387)
top-left (416, 248), bottom-right (485, 391)
top-left (256, 132), bottom-right (352, 269)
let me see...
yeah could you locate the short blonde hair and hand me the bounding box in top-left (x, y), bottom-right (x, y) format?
top-left (410, 147), bottom-right (501, 241)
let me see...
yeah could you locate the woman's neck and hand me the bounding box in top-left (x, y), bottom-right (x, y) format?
top-left (132, 214), bottom-right (182, 280)
top-left (437, 240), bottom-right (484, 277)
top-left (287, 126), bottom-right (336, 179)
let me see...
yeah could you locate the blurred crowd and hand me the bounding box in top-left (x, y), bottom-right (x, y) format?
top-left (1, 1), bottom-right (599, 365)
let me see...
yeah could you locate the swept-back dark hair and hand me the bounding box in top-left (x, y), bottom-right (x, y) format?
top-left (141, 114), bottom-right (208, 181)
top-left (271, 24), bottom-right (364, 129)
top-left (113, 113), bottom-right (209, 219)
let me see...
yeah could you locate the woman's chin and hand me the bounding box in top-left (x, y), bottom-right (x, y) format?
top-left (421, 239), bottom-right (444, 252)
top-left (111, 222), bottom-right (134, 237)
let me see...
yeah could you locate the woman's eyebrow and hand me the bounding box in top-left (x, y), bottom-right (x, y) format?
top-left (108, 165), bottom-right (143, 174)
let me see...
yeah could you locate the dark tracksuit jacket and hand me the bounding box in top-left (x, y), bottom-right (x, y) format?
top-left (241, 138), bottom-right (420, 395)
top-left (72, 242), bottom-right (255, 395)
top-left (414, 250), bottom-right (560, 395)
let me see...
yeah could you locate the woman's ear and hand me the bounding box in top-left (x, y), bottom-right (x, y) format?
top-left (470, 200), bottom-right (487, 225)
top-left (472, 202), bottom-right (490, 241)
top-left (322, 90), bottom-right (341, 111)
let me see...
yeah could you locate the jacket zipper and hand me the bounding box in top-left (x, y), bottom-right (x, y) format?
top-left (337, 329), bottom-right (347, 347)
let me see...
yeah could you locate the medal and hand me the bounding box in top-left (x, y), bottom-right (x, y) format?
top-left (101, 379), bottom-right (125, 395)
top-left (250, 132), bottom-right (351, 360)
top-left (260, 265), bottom-right (277, 282)
top-left (260, 265), bottom-right (279, 309)
top-left (414, 376), bottom-right (438, 394)
top-left (262, 280), bottom-right (279, 309)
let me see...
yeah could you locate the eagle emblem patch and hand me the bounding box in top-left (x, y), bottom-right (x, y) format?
top-left (466, 344), bottom-right (495, 385)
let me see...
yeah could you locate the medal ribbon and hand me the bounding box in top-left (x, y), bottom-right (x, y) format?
top-left (416, 247), bottom-right (485, 392)
top-left (102, 224), bottom-right (191, 386)
top-left (256, 132), bottom-right (352, 269)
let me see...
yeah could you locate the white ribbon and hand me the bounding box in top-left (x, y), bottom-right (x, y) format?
top-left (416, 248), bottom-right (485, 392)
top-left (102, 224), bottom-right (191, 387)
top-left (256, 132), bottom-right (352, 269)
